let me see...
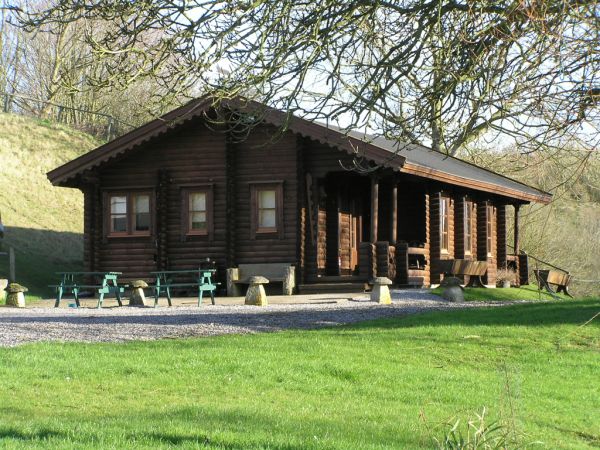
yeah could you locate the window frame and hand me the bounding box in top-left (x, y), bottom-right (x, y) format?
top-left (250, 181), bottom-right (284, 239)
top-left (439, 195), bottom-right (450, 254)
top-left (486, 203), bottom-right (494, 257)
top-left (464, 199), bottom-right (473, 256)
top-left (181, 185), bottom-right (214, 238)
top-left (105, 190), bottom-right (154, 238)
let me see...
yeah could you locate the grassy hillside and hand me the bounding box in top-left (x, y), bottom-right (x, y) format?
top-left (0, 114), bottom-right (98, 297)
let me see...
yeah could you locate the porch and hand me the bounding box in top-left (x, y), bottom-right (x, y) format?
top-left (300, 170), bottom-right (528, 291)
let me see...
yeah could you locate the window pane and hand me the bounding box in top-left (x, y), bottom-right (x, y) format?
top-left (112, 215), bottom-right (127, 232)
top-left (259, 209), bottom-right (276, 228)
top-left (191, 212), bottom-right (207, 230)
top-left (134, 195), bottom-right (150, 214)
top-left (440, 197), bottom-right (449, 250)
top-left (135, 213), bottom-right (150, 231)
top-left (111, 196), bottom-right (127, 215)
top-left (464, 203), bottom-right (472, 251)
top-left (259, 190), bottom-right (276, 209)
top-left (190, 192), bottom-right (206, 212)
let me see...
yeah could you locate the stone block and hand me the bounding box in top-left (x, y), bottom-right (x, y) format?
top-left (245, 276), bottom-right (269, 306)
top-left (0, 279), bottom-right (7, 303)
top-left (442, 285), bottom-right (464, 302)
top-left (371, 277), bottom-right (392, 304)
top-left (226, 268), bottom-right (242, 297)
top-left (130, 290), bottom-right (146, 306)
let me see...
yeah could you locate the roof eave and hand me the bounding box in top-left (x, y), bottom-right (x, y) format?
top-left (401, 162), bottom-right (552, 204)
top-left (47, 95), bottom-right (406, 186)
top-left (47, 97), bottom-right (215, 186)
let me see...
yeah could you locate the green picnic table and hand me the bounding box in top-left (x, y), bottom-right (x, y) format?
top-left (151, 269), bottom-right (218, 307)
top-left (50, 271), bottom-right (125, 308)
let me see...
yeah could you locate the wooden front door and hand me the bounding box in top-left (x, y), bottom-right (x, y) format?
top-left (349, 198), bottom-right (361, 274)
top-left (339, 192), bottom-right (362, 276)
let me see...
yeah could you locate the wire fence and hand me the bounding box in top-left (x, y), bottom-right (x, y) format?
top-left (1, 91), bottom-right (134, 141)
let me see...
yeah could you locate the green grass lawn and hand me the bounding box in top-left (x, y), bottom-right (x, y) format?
top-left (0, 300), bottom-right (598, 449)
top-left (431, 284), bottom-right (573, 302)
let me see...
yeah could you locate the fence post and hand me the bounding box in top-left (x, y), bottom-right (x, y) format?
top-left (8, 247), bottom-right (15, 282)
top-left (57, 105), bottom-right (63, 122)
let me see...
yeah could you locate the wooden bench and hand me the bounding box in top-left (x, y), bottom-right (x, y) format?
top-left (534, 269), bottom-right (573, 298)
top-left (434, 259), bottom-right (488, 287)
top-left (226, 263), bottom-right (295, 296)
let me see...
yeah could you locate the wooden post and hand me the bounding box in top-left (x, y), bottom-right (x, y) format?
top-left (225, 130), bottom-right (237, 269)
top-left (390, 182), bottom-right (398, 245)
top-left (296, 137), bottom-right (306, 285)
top-left (370, 176), bottom-right (379, 243)
top-left (513, 204), bottom-right (520, 255)
top-left (8, 247), bottom-right (15, 282)
top-left (156, 170), bottom-right (169, 270)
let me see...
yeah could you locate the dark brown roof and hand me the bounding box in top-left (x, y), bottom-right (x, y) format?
top-left (47, 97), bottom-right (405, 186)
top-left (47, 96), bottom-right (551, 204)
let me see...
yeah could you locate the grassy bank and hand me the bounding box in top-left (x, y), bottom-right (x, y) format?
top-left (0, 299), bottom-right (598, 449)
top-left (0, 114), bottom-right (97, 297)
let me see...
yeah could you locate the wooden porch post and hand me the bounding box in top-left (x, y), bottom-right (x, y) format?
top-left (513, 204), bottom-right (520, 255)
top-left (370, 176), bottom-right (379, 243)
top-left (390, 182), bottom-right (398, 245)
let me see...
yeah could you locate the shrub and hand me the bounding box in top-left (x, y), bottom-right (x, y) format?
top-left (431, 408), bottom-right (528, 450)
top-left (496, 268), bottom-right (517, 286)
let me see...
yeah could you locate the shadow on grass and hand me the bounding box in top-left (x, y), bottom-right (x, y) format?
top-left (0, 226), bottom-right (83, 297)
top-left (120, 406), bottom-right (415, 450)
top-left (0, 426), bottom-right (66, 441)
top-left (0, 406), bottom-right (414, 449)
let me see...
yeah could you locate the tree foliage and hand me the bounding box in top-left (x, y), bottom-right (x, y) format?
top-left (14, 0), bottom-right (600, 155)
top-left (0, 0), bottom-right (187, 135)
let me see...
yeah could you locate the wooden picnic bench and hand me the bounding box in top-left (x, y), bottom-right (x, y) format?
top-left (151, 269), bottom-right (218, 307)
top-left (226, 263), bottom-right (295, 296)
top-left (534, 269), bottom-right (573, 298)
top-left (50, 272), bottom-right (126, 308)
top-left (434, 259), bottom-right (488, 287)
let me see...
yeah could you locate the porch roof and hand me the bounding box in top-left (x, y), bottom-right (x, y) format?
top-left (47, 95), bottom-right (551, 204)
top-left (340, 130), bottom-right (552, 204)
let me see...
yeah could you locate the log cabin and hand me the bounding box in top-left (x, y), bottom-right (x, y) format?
top-left (47, 97), bottom-right (551, 293)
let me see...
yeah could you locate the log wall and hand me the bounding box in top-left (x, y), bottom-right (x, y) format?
top-left (90, 121), bottom-right (301, 281)
top-left (234, 126), bottom-right (298, 264)
top-left (81, 116), bottom-right (513, 288)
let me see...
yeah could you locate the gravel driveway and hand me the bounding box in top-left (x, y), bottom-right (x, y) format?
top-left (0, 290), bottom-right (483, 347)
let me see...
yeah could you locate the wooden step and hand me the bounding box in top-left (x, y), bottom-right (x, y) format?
top-left (298, 282), bottom-right (367, 294)
top-left (312, 275), bottom-right (368, 282)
